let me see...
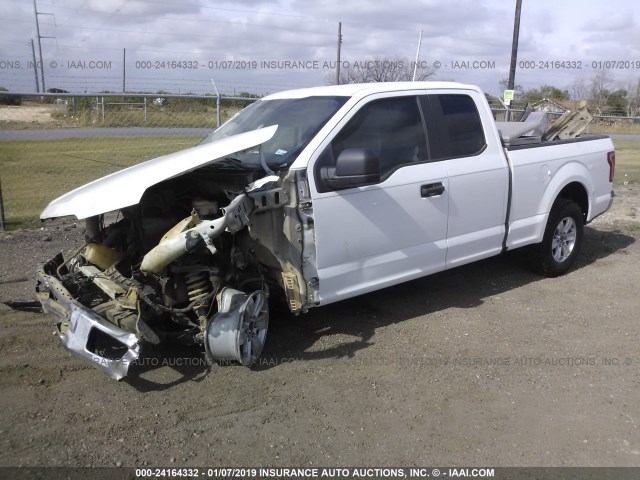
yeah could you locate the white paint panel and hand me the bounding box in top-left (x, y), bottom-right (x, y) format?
top-left (40, 126), bottom-right (277, 220)
top-left (313, 162), bottom-right (449, 305)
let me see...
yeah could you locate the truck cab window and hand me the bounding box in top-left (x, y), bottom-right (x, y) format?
top-left (329, 96), bottom-right (427, 179)
top-left (425, 94), bottom-right (486, 159)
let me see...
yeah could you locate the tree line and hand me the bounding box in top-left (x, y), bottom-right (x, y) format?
top-left (500, 71), bottom-right (640, 117)
top-left (327, 57), bottom-right (639, 118)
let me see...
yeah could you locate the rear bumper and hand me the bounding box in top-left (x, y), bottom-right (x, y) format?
top-left (35, 254), bottom-right (141, 380)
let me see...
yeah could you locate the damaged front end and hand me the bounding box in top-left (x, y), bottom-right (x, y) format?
top-left (36, 169), bottom-right (316, 380)
top-left (36, 148), bottom-right (319, 380)
top-left (34, 94), bottom-right (348, 379)
top-left (36, 254), bottom-right (142, 380)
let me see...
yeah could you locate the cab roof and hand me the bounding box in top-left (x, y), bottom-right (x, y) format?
top-left (263, 81), bottom-right (481, 100)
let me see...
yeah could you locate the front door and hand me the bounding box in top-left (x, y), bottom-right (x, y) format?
top-left (309, 94), bottom-right (450, 305)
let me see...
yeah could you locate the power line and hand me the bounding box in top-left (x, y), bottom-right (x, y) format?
top-left (49, 4), bottom-right (332, 36)
top-left (133, 0), bottom-right (334, 23)
top-left (33, 0), bottom-right (56, 92)
top-left (45, 24), bottom-right (328, 47)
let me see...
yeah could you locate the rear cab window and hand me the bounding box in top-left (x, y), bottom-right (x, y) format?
top-left (420, 94), bottom-right (486, 160)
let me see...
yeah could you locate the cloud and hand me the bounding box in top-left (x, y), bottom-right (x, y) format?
top-left (86, 0), bottom-right (202, 16)
top-left (584, 12), bottom-right (634, 31)
top-left (0, 0), bottom-right (638, 96)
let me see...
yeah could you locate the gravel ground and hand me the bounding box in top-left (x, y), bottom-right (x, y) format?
top-left (0, 188), bottom-right (639, 468)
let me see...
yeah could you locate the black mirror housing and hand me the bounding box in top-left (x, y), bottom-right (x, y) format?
top-left (324, 148), bottom-right (380, 190)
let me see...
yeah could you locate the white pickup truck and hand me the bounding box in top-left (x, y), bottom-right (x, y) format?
top-left (36, 82), bottom-right (615, 379)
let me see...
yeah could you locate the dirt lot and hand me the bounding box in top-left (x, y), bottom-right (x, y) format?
top-left (1, 187), bottom-right (639, 469)
top-left (0, 103), bottom-right (62, 127)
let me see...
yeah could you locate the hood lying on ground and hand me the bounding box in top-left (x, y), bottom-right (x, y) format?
top-left (40, 125), bottom-right (278, 220)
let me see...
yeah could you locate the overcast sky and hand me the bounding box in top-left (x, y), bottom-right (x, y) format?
top-left (1, 0), bottom-right (639, 97)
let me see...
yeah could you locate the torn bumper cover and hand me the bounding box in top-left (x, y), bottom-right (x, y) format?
top-left (35, 254), bottom-right (141, 380)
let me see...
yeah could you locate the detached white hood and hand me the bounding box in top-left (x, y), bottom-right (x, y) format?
top-left (40, 126), bottom-right (277, 220)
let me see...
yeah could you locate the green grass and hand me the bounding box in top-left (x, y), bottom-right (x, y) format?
top-left (611, 138), bottom-right (640, 186)
top-left (588, 122), bottom-right (640, 135)
top-left (622, 223), bottom-right (640, 232)
top-left (0, 136), bottom-right (201, 226)
top-left (62, 108), bottom-right (218, 128)
top-left (2, 103), bottom-right (242, 130)
top-left (95, 106), bottom-right (241, 128)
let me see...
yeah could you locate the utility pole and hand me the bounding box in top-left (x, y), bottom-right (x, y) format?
top-left (211, 79), bottom-right (221, 128)
top-left (336, 22), bottom-right (342, 85)
top-left (0, 177), bottom-right (5, 231)
top-left (33, 0), bottom-right (55, 92)
top-left (506, 0), bottom-right (523, 120)
top-left (30, 39), bottom-right (39, 93)
top-left (123, 48), bottom-right (126, 93)
top-left (412, 30), bottom-right (423, 81)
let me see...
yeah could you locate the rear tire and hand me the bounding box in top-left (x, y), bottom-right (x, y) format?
top-left (529, 199), bottom-right (584, 277)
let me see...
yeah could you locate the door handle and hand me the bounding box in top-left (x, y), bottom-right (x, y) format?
top-left (421, 182), bottom-right (445, 198)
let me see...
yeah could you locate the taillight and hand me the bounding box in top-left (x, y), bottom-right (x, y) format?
top-left (607, 151), bottom-right (615, 182)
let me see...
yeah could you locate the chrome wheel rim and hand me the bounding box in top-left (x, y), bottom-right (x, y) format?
top-left (551, 216), bottom-right (576, 263)
top-left (237, 291), bottom-right (268, 366)
top-left (204, 289), bottom-right (269, 367)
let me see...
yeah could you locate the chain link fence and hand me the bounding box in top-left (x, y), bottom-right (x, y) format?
top-left (0, 93), bottom-right (255, 228)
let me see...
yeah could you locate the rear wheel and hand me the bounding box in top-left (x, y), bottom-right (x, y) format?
top-left (529, 199), bottom-right (584, 277)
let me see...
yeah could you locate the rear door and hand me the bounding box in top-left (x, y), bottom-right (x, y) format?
top-left (421, 91), bottom-right (509, 268)
top-left (308, 92), bottom-right (449, 305)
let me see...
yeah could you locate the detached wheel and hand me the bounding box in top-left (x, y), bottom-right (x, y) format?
top-left (205, 289), bottom-right (269, 366)
top-left (529, 199), bottom-right (584, 277)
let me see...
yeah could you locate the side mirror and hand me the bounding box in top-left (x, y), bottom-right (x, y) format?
top-left (324, 148), bottom-right (380, 190)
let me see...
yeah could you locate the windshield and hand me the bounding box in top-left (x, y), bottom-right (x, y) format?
top-left (199, 96), bottom-right (348, 168)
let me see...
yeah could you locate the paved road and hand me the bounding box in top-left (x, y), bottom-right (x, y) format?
top-left (0, 127), bottom-right (212, 141)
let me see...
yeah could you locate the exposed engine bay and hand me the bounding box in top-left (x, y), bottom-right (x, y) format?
top-left (35, 166), bottom-right (318, 380)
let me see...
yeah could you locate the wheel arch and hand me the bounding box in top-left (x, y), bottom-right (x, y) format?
top-left (539, 161), bottom-right (594, 225)
top-left (527, 197), bottom-right (585, 277)
top-left (555, 181), bottom-right (589, 223)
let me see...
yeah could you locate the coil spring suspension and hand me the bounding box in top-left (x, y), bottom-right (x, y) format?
top-left (185, 271), bottom-right (211, 312)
